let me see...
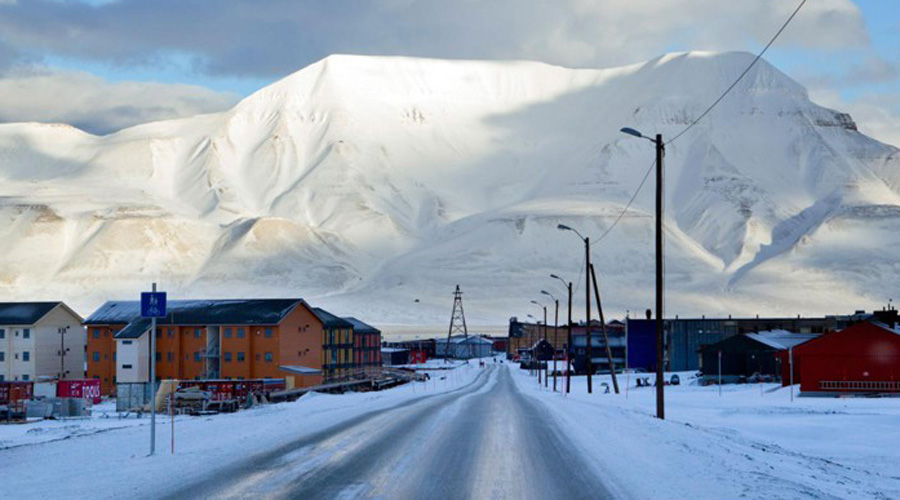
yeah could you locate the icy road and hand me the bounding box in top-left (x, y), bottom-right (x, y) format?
top-left (168, 365), bottom-right (614, 499)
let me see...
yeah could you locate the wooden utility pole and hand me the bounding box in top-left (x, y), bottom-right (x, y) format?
top-left (655, 134), bottom-right (665, 419)
top-left (590, 264), bottom-right (619, 394)
top-left (585, 237), bottom-right (593, 394)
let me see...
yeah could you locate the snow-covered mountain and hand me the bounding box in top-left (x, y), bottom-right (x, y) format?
top-left (1, 51), bottom-right (897, 324)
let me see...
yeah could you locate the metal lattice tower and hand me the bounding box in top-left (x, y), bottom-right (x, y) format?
top-left (446, 285), bottom-right (474, 359)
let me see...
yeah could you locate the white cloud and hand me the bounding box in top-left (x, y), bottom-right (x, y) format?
top-left (0, 67), bottom-right (239, 134)
top-left (0, 0), bottom-right (870, 76)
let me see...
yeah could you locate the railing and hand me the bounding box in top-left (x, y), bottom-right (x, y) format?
top-left (820, 380), bottom-right (900, 391)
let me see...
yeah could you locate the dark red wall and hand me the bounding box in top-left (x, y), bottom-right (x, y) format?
top-left (794, 322), bottom-right (900, 392)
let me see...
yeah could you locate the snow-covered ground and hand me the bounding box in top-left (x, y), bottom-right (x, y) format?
top-left (513, 367), bottom-right (900, 499)
top-left (3, 363), bottom-right (898, 499)
top-left (0, 364), bottom-right (483, 499)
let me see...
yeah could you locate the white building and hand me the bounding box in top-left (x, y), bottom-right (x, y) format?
top-left (0, 302), bottom-right (84, 382)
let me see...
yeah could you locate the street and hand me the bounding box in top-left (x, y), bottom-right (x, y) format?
top-left (168, 364), bottom-right (614, 499)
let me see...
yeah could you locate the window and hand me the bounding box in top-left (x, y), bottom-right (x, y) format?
top-left (264, 352), bottom-right (273, 362)
top-left (224, 352), bottom-right (232, 362)
top-left (156, 329), bottom-right (162, 338)
top-left (155, 352), bottom-right (162, 362)
top-left (0, 352), bottom-right (3, 362)
top-left (193, 352), bottom-right (201, 362)
top-left (224, 328), bottom-right (232, 338)
top-left (122, 340), bottom-right (132, 345)
top-left (113, 353), bottom-right (116, 361)
top-left (237, 352), bottom-right (245, 362)
top-left (0, 375), bottom-right (4, 381)
top-left (237, 328), bottom-right (245, 338)
top-left (265, 328), bottom-right (273, 338)
top-left (167, 328), bottom-right (174, 338)
top-left (22, 351), bottom-right (30, 361)
top-left (22, 374), bottom-right (29, 381)
top-left (23, 328), bottom-right (30, 339)
top-left (92, 352), bottom-right (100, 362)
top-left (167, 352), bottom-right (174, 362)
top-left (122, 364), bottom-right (133, 369)
top-left (104, 330), bottom-right (109, 337)
top-left (255, 353), bottom-right (260, 361)
top-left (194, 328), bottom-right (202, 338)
top-left (0, 329), bottom-right (5, 339)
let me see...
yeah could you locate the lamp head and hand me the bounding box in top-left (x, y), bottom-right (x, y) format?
top-left (557, 224), bottom-right (572, 231)
top-left (620, 127), bottom-right (643, 138)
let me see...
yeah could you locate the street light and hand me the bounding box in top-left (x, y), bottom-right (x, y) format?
top-left (530, 300), bottom-right (546, 384)
top-left (550, 274), bottom-right (574, 393)
top-left (541, 290), bottom-right (559, 391)
top-left (620, 126), bottom-right (666, 420)
top-left (558, 224), bottom-right (594, 394)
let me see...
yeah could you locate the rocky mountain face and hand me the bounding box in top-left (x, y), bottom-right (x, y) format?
top-left (0, 51), bottom-right (897, 324)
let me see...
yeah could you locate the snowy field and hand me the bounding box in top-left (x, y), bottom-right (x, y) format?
top-left (0, 364), bottom-right (483, 499)
top-left (514, 368), bottom-right (900, 499)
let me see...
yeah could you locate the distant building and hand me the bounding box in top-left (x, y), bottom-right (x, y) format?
top-left (507, 318), bottom-right (567, 357)
top-left (699, 330), bottom-right (819, 382)
top-left (627, 315), bottom-right (841, 372)
top-left (791, 319), bottom-right (900, 395)
top-left (435, 335), bottom-right (494, 359)
top-left (0, 302), bottom-right (83, 382)
top-left (381, 348), bottom-right (410, 366)
top-left (85, 299), bottom-right (366, 395)
top-left (571, 320), bottom-right (627, 374)
top-left (344, 317), bottom-right (382, 374)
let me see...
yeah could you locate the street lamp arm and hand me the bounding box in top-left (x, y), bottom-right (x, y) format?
top-left (557, 224), bottom-right (586, 241)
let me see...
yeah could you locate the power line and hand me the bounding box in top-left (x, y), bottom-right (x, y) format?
top-left (667, 0), bottom-right (808, 145)
top-left (591, 0), bottom-right (808, 244)
top-left (595, 157), bottom-right (655, 244)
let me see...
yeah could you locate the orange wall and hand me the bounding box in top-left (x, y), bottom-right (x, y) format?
top-left (86, 325), bottom-right (121, 395)
top-left (277, 303), bottom-right (325, 387)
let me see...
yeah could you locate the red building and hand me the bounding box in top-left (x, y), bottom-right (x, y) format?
top-left (790, 321), bottom-right (900, 394)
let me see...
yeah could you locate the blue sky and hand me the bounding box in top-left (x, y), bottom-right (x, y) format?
top-left (0, 0), bottom-right (896, 145)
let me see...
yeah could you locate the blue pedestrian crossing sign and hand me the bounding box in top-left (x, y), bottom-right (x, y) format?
top-left (141, 292), bottom-right (167, 318)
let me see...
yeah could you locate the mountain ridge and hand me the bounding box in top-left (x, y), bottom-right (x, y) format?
top-left (0, 51), bottom-right (897, 322)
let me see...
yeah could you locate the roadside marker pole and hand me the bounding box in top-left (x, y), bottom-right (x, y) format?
top-left (150, 283), bottom-right (157, 456)
top-left (718, 350), bottom-right (722, 398)
top-left (789, 347), bottom-right (794, 402)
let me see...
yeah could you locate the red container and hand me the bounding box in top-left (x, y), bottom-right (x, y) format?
top-left (0, 381), bottom-right (34, 405)
top-left (57, 379), bottom-right (102, 404)
top-left (178, 379), bottom-right (286, 401)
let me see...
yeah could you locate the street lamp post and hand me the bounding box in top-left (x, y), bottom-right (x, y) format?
top-left (526, 313), bottom-right (536, 376)
top-left (558, 224), bottom-right (593, 394)
top-left (542, 290), bottom-right (559, 392)
top-left (620, 126), bottom-right (665, 420)
top-left (551, 274), bottom-right (573, 393)
top-left (530, 300), bottom-right (544, 385)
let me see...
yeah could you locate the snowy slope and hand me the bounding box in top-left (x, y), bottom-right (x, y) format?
top-left (0, 51), bottom-right (897, 323)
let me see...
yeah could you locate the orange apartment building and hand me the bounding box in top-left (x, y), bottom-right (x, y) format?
top-left (86, 299), bottom-right (366, 395)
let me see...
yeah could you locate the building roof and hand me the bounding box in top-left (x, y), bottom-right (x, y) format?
top-left (343, 317), bottom-right (380, 334)
top-left (279, 365), bottom-right (322, 375)
top-left (381, 347), bottom-right (409, 353)
top-left (0, 302), bottom-right (71, 325)
top-left (86, 299), bottom-right (303, 326)
top-left (744, 330), bottom-right (821, 350)
top-left (311, 307), bottom-right (354, 329)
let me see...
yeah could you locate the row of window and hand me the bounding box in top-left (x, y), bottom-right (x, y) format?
top-left (0, 351), bottom-right (30, 362)
top-left (0, 328), bottom-right (31, 339)
top-left (145, 327), bottom-right (276, 339)
top-left (0, 374), bottom-right (29, 381)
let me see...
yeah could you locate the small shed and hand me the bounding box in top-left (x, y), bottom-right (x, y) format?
top-left (700, 330), bottom-right (818, 382)
top-left (381, 348), bottom-right (410, 366)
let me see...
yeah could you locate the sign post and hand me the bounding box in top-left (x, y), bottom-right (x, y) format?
top-left (141, 283), bottom-right (166, 456)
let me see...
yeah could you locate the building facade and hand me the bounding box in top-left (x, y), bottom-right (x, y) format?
top-left (0, 302), bottom-right (84, 382)
top-left (792, 321), bottom-right (900, 394)
top-left (627, 315), bottom-right (839, 372)
top-left (85, 299), bottom-right (363, 394)
top-left (345, 317), bottom-right (382, 373)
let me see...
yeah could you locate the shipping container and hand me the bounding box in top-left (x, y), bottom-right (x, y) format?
top-left (58, 379), bottom-right (102, 404)
top-left (0, 381), bottom-right (34, 405)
